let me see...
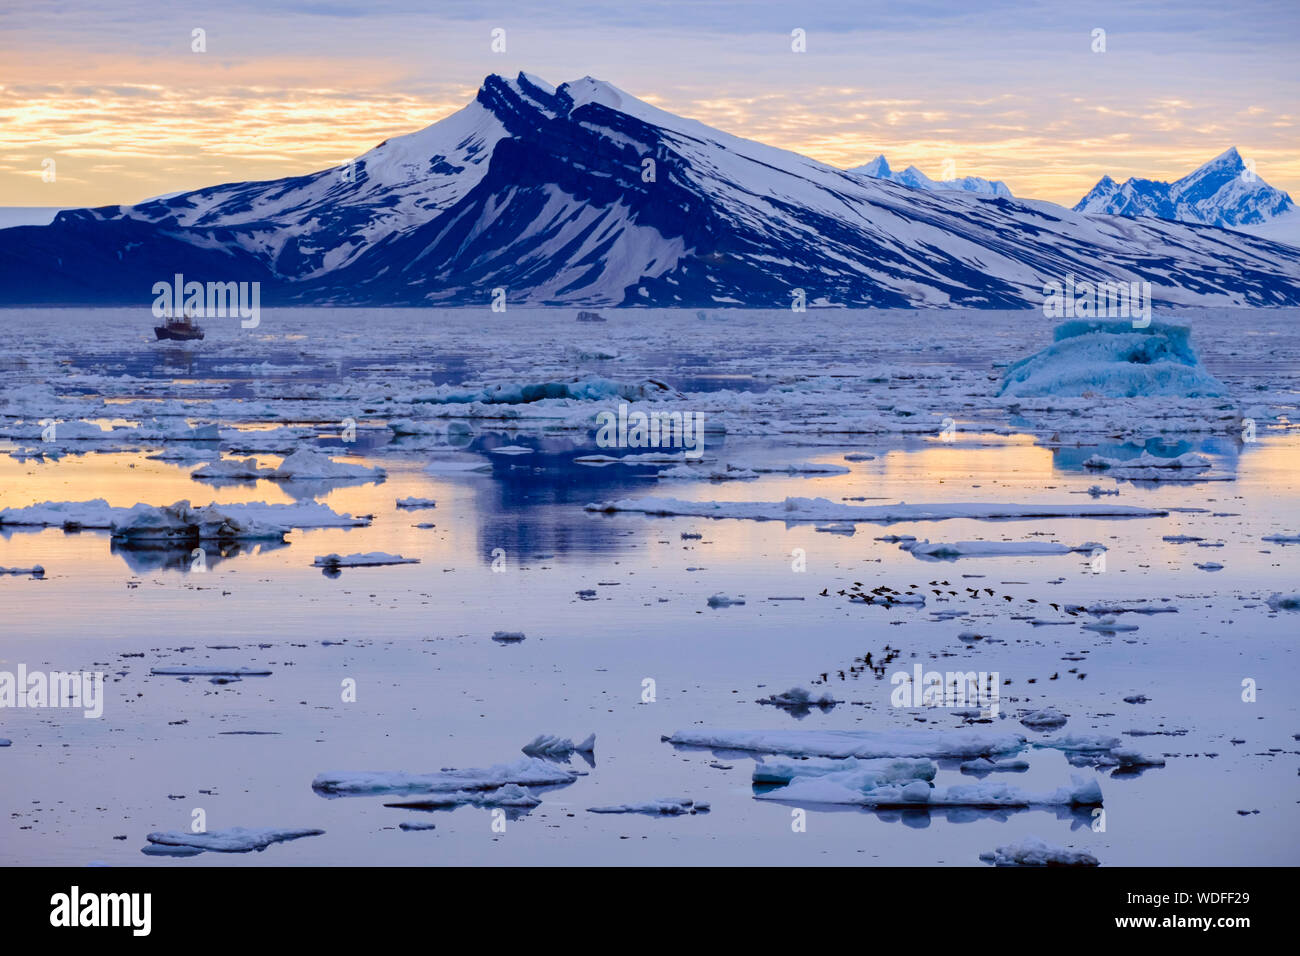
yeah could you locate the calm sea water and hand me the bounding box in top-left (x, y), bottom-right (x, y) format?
top-left (1, 308), bottom-right (1297, 866)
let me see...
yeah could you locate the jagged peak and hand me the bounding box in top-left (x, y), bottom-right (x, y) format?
top-left (1204, 146), bottom-right (1243, 168)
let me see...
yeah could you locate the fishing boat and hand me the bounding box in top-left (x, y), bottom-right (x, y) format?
top-left (154, 309), bottom-right (204, 341)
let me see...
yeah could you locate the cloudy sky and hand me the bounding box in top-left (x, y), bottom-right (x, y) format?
top-left (3, 0), bottom-right (1297, 207)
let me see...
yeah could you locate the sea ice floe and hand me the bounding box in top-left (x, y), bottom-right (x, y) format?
top-left (658, 464), bottom-right (758, 480)
top-left (386, 783), bottom-right (542, 809)
top-left (585, 496), bottom-right (1167, 523)
top-left (111, 502), bottom-right (290, 545)
top-left (521, 733), bottom-right (596, 756)
top-left (1019, 708), bottom-right (1069, 730)
top-left (412, 375), bottom-right (676, 406)
top-left (1067, 602), bottom-right (1176, 615)
top-left (751, 757), bottom-right (935, 786)
top-left (314, 552), bottom-right (419, 569)
top-left (959, 757), bottom-right (1030, 774)
top-left (1081, 616), bottom-right (1140, 632)
top-left (0, 498), bottom-right (369, 533)
top-left (664, 728), bottom-right (1027, 759)
top-left (312, 757), bottom-right (578, 796)
top-left (151, 666), bottom-right (272, 676)
top-left (901, 540), bottom-right (1102, 559)
top-left (757, 771), bottom-right (1102, 808)
top-left (588, 798), bottom-right (709, 815)
top-left (194, 449), bottom-right (384, 481)
top-left (979, 836), bottom-right (1099, 866)
top-left (1031, 734), bottom-right (1163, 768)
top-left (144, 826), bottom-right (324, 853)
top-left (757, 687), bottom-right (836, 709)
top-left (395, 497), bottom-right (437, 509)
top-left (1085, 451), bottom-right (1211, 471)
top-left (491, 630), bottom-right (526, 642)
top-left (267, 447), bottom-right (385, 481)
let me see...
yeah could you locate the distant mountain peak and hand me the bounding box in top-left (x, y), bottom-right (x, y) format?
top-left (847, 155), bottom-right (1013, 199)
top-left (1074, 147), bottom-right (1292, 229)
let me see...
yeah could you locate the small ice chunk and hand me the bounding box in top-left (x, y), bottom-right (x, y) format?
top-left (979, 835), bottom-right (1099, 866)
top-left (707, 593), bottom-right (745, 607)
top-left (395, 497), bottom-right (437, 509)
top-left (1020, 708), bottom-right (1068, 730)
top-left (521, 733), bottom-right (596, 756)
top-left (758, 687), bottom-right (835, 708)
top-left (588, 798), bottom-right (709, 815)
top-left (314, 552), bottom-right (419, 569)
top-left (151, 666), bottom-right (271, 676)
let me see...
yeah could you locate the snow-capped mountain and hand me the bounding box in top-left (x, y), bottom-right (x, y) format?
top-left (1074, 148), bottom-right (1294, 230)
top-left (847, 155), bottom-right (1014, 198)
top-left (2, 75), bottom-right (1299, 307)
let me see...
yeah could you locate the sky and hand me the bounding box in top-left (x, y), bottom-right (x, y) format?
top-left (2, 0), bottom-right (1297, 208)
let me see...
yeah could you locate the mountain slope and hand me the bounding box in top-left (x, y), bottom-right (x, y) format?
top-left (2, 76), bottom-right (1298, 308)
top-left (1074, 148), bottom-right (1295, 230)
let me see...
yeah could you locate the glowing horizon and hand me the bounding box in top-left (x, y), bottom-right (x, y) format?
top-left (2, 0), bottom-right (1297, 209)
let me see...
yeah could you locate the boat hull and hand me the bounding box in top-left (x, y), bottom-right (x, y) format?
top-left (155, 326), bottom-right (204, 341)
